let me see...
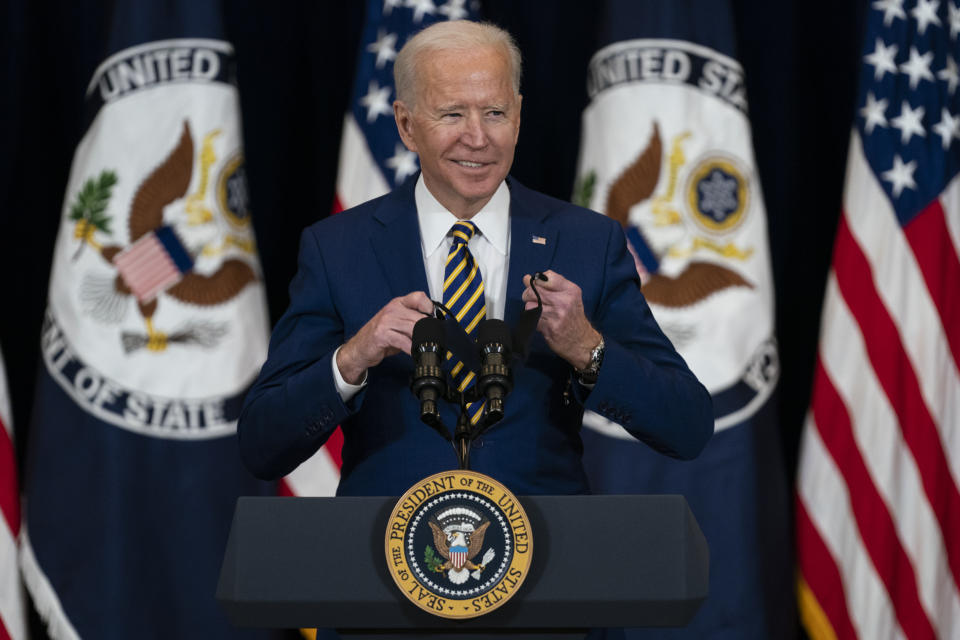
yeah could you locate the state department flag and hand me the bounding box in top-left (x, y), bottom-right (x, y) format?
top-left (20, 1), bottom-right (275, 637)
top-left (574, 0), bottom-right (791, 637)
top-left (281, 0), bottom-right (479, 499)
top-left (796, 1), bottom-right (960, 638)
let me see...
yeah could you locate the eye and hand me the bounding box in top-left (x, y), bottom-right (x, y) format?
top-left (442, 112), bottom-right (462, 120)
top-left (488, 110), bottom-right (505, 118)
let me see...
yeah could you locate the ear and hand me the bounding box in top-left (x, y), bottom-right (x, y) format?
top-left (394, 100), bottom-right (418, 153)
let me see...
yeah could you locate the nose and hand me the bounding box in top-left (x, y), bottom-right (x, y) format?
top-left (460, 112), bottom-right (489, 149)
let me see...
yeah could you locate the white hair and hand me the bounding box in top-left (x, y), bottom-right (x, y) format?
top-left (393, 20), bottom-right (522, 107)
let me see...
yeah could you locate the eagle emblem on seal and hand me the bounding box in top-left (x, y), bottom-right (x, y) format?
top-left (427, 509), bottom-right (496, 585)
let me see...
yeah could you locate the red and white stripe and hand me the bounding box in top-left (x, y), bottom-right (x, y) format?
top-left (281, 114), bottom-right (390, 498)
top-left (113, 232), bottom-right (184, 303)
top-left (0, 350), bottom-right (28, 640)
top-left (333, 115), bottom-right (391, 214)
top-left (797, 131), bottom-right (960, 639)
top-left (280, 427), bottom-right (343, 498)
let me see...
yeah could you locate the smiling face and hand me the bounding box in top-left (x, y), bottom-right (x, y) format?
top-left (394, 45), bottom-right (521, 219)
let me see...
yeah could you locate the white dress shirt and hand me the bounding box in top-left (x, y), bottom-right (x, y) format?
top-left (334, 175), bottom-right (512, 400)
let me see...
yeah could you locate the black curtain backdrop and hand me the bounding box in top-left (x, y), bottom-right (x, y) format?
top-left (2, 1), bottom-right (868, 637)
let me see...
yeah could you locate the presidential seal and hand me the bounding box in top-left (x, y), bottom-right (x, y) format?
top-left (385, 470), bottom-right (532, 619)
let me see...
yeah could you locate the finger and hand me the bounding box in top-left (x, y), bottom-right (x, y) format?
top-left (525, 271), bottom-right (561, 287)
top-left (391, 293), bottom-right (427, 317)
top-left (396, 335), bottom-right (413, 356)
top-left (523, 273), bottom-right (543, 287)
top-left (386, 326), bottom-right (414, 353)
top-left (397, 304), bottom-right (434, 323)
top-left (527, 284), bottom-right (566, 306)
top-left (391, 313), bottom-right (430, 338)
top-left (534, 271), bottom-right (568, 291)
top-left (401, 290), bottom-right (435, 314)
top-left (387, 299), bottom-right (436, 322)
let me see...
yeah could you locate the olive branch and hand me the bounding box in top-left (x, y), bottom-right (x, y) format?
top-left (70, 170), bottom-right (117, 260)
top-left (572, 170), bottom-right (596, 209)
top-left (424, 545), bottom-right (443, 572)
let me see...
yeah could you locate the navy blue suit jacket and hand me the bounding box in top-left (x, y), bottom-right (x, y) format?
top-left (238, 177), bottom-right (712, 496)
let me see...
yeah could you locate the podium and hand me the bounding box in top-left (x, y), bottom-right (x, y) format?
top-left (216, 495), bottom-right (708, 639)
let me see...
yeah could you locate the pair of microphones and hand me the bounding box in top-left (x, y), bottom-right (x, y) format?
top-left (410, 316), bottom-right (514, 436)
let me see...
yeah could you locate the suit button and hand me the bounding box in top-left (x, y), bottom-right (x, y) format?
top-left (474, 438), bottom-right (484, 448)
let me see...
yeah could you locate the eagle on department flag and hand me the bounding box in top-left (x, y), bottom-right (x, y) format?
top-left (73, 120), bottom-right (258, 353)
top-left (603, 121), bottom-right (753, 307)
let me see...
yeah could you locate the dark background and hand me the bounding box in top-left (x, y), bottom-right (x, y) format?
top-left (1, 0), bottom-right (868, 636)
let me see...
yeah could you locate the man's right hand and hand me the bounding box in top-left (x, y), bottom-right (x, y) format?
top-left (336, 291), bottom-right (434, 384)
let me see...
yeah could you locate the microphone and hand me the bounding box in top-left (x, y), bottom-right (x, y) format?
top-left (476, 319), bottom-right (514, 424)
top-left (410, 316), bottom-right (447, 433)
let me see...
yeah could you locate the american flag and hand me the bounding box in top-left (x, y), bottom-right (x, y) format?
top-left (0, 349), bottom-right (27, 640)
top-left (280, 0), bottom-right (479, 498)
top-left (113, 226), bottom-right (193, 303)
top-left (796, 1), bottom-right (960, 638)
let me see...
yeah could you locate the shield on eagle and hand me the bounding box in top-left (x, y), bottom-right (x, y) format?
top-left (450, 545), bottom-right (468, 570)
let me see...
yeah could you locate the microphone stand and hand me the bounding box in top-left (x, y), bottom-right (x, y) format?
top-left (450, 389), bottom-right (503, 471)
top-left (454, 401), bottom-right (473, 470)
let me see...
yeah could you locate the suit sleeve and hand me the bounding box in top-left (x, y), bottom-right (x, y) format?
top-left (577, 218), bottom-right (714, 460)
top-left (238, 226), bottom-right (360, 480)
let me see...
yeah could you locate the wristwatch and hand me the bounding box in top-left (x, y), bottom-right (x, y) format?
top-left (575, 336), bottom-right (605, 385)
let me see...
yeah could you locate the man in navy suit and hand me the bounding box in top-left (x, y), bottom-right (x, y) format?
top-left (238, 20), bottom-right (713, 496)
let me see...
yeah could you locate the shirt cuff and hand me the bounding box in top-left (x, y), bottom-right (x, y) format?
top-left (332, 345), bottom-right (367, 402)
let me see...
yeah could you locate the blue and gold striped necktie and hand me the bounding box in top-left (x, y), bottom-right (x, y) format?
top-left (442, 220), bottom-right (486, 424)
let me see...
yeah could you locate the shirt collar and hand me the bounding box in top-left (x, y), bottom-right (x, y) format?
top-left (416, 175), bottom-right (510, 257)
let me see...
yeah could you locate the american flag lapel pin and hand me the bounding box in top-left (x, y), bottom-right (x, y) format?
top-left (532, 235), bottom-right (546, 245)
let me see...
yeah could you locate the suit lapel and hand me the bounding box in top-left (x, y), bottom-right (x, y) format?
top-left (369, 179), bottom-right (431, 298)
top-left (504, 179), bottom-right (558, 328)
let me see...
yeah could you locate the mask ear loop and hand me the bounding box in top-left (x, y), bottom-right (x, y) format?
top-left (510, 272), bottom-right (547, 362)
top-left (529, 271), bottom-right (548, 307)
top-left (432, 299), bottom-right (453, 319)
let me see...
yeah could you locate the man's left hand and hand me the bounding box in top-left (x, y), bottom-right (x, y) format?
top-left (522, 270), bottom-right (601, 371)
